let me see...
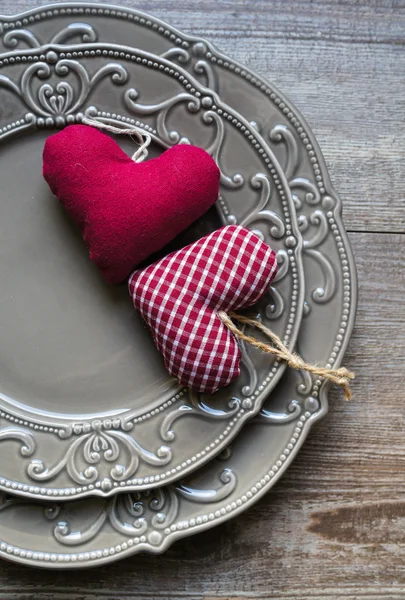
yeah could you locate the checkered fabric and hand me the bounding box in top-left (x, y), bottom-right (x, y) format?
top-left (129, 225), bottom-right (278, 394)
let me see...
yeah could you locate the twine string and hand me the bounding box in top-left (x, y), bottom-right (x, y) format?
top-left (218, 311), bottom-right (354, 401)
top-left (81, 116), bottom-right (152, 163)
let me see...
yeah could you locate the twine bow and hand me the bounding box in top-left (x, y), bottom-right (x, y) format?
top-left (218, 311), bottom-right (354, 401)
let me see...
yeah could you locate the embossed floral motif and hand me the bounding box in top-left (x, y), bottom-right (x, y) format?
top-left (25, 420), bottom-right (172, 488)
top-left (202, 111), bottom-right (244, 188)
top-left (0, 398), bottom-right (241, 492)
top-left (0, 466), bottom-right (237, 548)
top-left (124, 87), bottom-right (200, 145)
top-left (240, 173), bottom-right (284, 238)
top-left (269, 125), bottom-right (322, 208)
top-left (0, 52), bottom-right (128, 125)
top-left (166, 42), bottom-right (219, 92)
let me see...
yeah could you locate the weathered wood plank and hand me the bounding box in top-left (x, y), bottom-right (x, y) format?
top-left (5, 0), bottom-right (405, 44)
top-left (0, 231), bottom-right (402, 599)
top-left (0, 0), bottom-right (403, 232)
top-left (212, 34), bottom-right (405, 234)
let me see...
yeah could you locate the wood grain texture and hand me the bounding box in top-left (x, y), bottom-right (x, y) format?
top-left (0, 0), bottom-right (403, 598)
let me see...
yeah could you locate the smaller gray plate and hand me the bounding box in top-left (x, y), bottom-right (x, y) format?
top-left (0, 43), bottom-right (303, 500)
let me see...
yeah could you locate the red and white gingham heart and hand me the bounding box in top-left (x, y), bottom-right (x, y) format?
top-left (129, 225), bottom-right (278, 394)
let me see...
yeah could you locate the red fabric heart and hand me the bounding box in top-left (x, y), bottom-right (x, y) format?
top-left (43, 125), bottom-right (220, 284)
top-left (129, 225), bottom-right (278, 394)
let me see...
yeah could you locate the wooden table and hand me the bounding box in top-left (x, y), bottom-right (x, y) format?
top-left (0, 1), bottom-right (404, 598)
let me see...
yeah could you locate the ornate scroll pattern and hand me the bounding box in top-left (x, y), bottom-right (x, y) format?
top-left (0, 52), bottom-right (128, 125)
top-left (269, 125), bottom-right (321, 207)
top-left (49, 467), bottom-right (236, 547)
top-left (162, 42), bottom-right (218, 92)
top-left (259, 392), bottom-right (320, 423)
top-left (301, 210), bottom-right (337, 304)
top-left (265, 249), bottom-right (289, 321)
top-left (2, 23), bottom-right (98, 49)
top-left (160, 391), bottom-right (241, 442)
top-left (240, 173), bottom-right (284, 238)
top-left (10, 467), bottom-right (237, 547)
top-left (124, 88), bottom-right (200, 145)
top-left (259, 399), bottom-right (302, 424)
top-left (0, 426), bottom-right (36, 457)
top-left (194, 58), bottom-right (217, 91)
top-left (160, 47), bottom-right (190, 63)
top-left (269, 125), bottom-right (337, 308)
top-left (239, 332), bottom-right (259, 398)
top-left (202, 111), bottom-right (244, 188)
top-left (191, 43), bottom-right (218, 92)
top-left (176, 468), bottom-right (236, 503)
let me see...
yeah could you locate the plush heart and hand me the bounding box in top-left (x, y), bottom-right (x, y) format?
top-left (43, 124), bottom-right (220, 284)
top-left (129, 225), bottom-right (278, 394)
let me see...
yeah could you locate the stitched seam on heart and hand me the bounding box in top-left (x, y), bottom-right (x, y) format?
top-left (170, 227), bottom-right (242, 382)
top-left (204, 231), bottom-right (276, 386)
top-left (199, 232), bottom-right (271, 388)
top-left (161, 227), bottom-right (235, 372)
top-left (129, 230), bottom-right (230, 380)
top-left (186, 228), bottom-right (255, 389)
top-left (130, 235), bottom-right (199, 337)
top-left (133, 228), bottom-right (222, 352)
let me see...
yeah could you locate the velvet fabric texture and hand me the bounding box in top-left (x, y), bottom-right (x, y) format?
top-left (129, 225), bottom-right (278, 394)
top-left (43, 124), bottom-right (220, 284)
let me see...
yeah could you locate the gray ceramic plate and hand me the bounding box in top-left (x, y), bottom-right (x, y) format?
top-left (0, 43), bottom-right (303, 500)
top-left (0, 4), bottom-right (357, 569)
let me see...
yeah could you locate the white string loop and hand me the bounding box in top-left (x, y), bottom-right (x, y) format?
top-left (81, 116), bottom-right (152, 163)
